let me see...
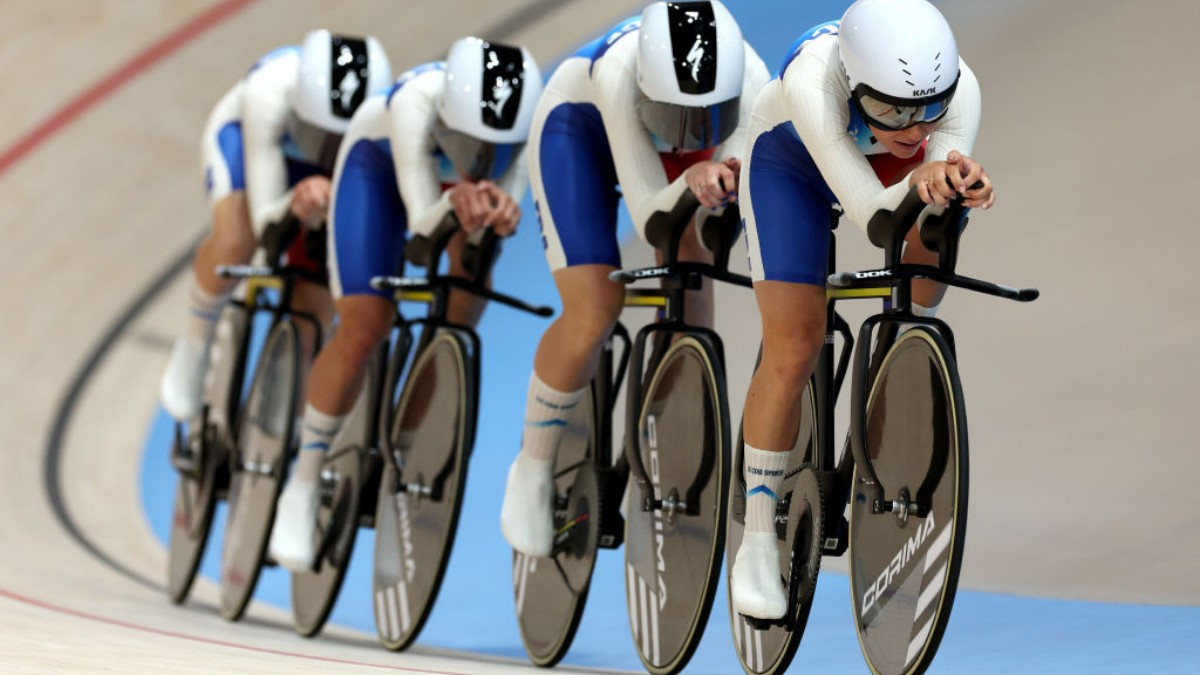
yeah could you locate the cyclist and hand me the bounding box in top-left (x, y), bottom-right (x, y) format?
top-left (159, 30), bottom-right (392, 422)
top-left (268, 38), bottom-right (544, 571)
top-left (731, 0), bottom-right (995, 619)
top-left (500, 1), bottom-right (769, 557)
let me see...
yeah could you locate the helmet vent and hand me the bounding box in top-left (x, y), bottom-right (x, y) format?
top-left (328, 35), bottom-right (369, 119)
top-left (666, 1), bottom-right (719, 95)
top-left (479, 42), bottom-right (524, 130)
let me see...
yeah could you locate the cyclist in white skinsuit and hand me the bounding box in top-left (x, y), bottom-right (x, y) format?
top-left (500, 1), bottom-right (769, 557)
top-left (731, 0), bottom-right (996, 619)
top-left (269, 38), bottom-right (543, 572)
top-left (160, 30), bottom-right (391, 422)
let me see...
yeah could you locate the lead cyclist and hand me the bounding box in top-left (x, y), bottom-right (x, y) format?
top-left (499, 1), bottom-right (769, 557)
top-left (159, 30), bottom-right (391, 423)
top-left (732, 0), bottom-right (996, 619)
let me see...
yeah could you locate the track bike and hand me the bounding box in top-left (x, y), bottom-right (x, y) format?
top-left (512, 194), bottom-right (751, 674)
top-left (166, 216), bottom-right (326, 622)
top-left (285, 219), bottom-right (552, 644)
top-left (726, 185), bottom-right (1038, 675)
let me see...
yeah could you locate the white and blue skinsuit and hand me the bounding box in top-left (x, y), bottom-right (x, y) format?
top-left (741, 21), bottom-right (981, 286)
top-left (200, 46), bottom-right (327, 233)
top-left (529, 16), bottom-right (769, 271)
top-left (326, 64), bottom-right (528, 300)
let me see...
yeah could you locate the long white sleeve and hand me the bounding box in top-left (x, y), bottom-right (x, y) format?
top-left (240, 52), bottom-right (298, 232)
top-left (590, 39), bottom-right (678, 241)
top-left (388, 69), bottom-right (454, 238)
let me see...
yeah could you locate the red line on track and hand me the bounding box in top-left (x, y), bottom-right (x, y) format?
top-left (0, 587), bottom-right (462, 674)
top-left (0, 0), bottom-right (262, 178)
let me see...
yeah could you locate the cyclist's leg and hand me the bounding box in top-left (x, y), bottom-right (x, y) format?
top-left (667, 214), bottom-right (715, 329)
top-left (903, 224), bottom-right (945, 314)
top-left (161, 88), bottom-right (254, 421)
top-left (732, 121), bottom-right (834, 619)
top-left (501, 97), bottom-right (622, 556)
top-left (289, 279), bottom-right (335, 406)
top-left (271, 128), bottom-right (404, 571)
top-left (444, 229), bottom-right (488, 327)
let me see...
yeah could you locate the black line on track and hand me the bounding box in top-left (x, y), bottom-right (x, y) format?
top-left (42, 236), bottom-right (200, 591)
top-left (37, 0), bottom-right (591, 609)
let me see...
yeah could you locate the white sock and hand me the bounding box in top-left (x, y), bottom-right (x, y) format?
top-left (185, 277), bottom-right (228, 344)
top-left (519, 371), bottom-right (585, 463)
top-left (900, 302), bottom-right (939, 335)
top-left (744, 444), bottom-right (790, 534)
top-left (292, 404), bottom-right (345, 485)
top-left (912, 302), bottom-right (938, 318)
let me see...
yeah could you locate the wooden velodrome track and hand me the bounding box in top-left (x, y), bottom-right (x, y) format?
top-left (1, 0), bottom-right (1197, 672)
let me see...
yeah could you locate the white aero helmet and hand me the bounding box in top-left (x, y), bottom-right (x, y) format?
top-left (636, 1), bottom-right (745, 152)
top-left (839, 0), bottom-right (960, 131)
top-left (436, 37), bottom-right (543, 181)
top-left (289, 29), bottom-right (392, 170)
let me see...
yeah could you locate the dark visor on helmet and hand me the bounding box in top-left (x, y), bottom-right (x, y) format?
top-left (433, 121), bottom-right (522, 181)
top-left (636, 96), bottom-right (740, 152)
top-left (851, 75), bottom-right (959, 132)
top-left (287, 114), bottom-right (344, 173)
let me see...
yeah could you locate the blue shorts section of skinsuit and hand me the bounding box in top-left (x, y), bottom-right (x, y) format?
top-left (209, 123), bottom-right (324, 193)
top-left (749, 20), bottom-right (870, 287)
top-left (535, 17), bottom-right (639, 269)
top-left (332, 137), bottom-right (405, 298)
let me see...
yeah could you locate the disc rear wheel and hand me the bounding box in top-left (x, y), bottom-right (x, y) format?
top-left (849, 327), bottom-right (967, 675)
top-left (373, 332), bottom-right (473, 651)
top-left (512, 385), bottom-right (601, 667)
top-left (626, 336), bottom-right (729, 675)
top-left (290, 373), bottom-right (374, 637)
top-left (726, 376), bottom-right (820, 674)
top-left (166, 307), bottom-right (245, 604)
top-left (218, 320), bottom-right (299, 621)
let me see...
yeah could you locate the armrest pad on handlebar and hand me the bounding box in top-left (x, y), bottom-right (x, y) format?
top-left (643, 190), bottom-right (702, 263)
top-left (405, 214), bottom-right (460, 269)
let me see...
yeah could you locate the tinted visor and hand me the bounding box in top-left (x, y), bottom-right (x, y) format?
top-left (636, 96), bottom-right (740, 152)
top-left (852, 77), bottom-right (958, 132)
top-left (287, 114), bottom-right (344, 172)
top-left (433, 121), bottom-right (522, 181)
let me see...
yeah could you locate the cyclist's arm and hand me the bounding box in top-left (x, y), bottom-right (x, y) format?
top-left (925, 59), bottom-right (981, 162)
top-left (714, 42), bottom-right (770, 165)
top-left (388, 71), bottom-right (455, 238)
top-left (241, 59), bottom-right (297, 233)
top-left (785, 44), bottom-right (910, 231)
top-left (591, 40), bottom-right (690, 241)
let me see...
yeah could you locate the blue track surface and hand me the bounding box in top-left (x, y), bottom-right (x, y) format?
top-left (140, 2), bottom-right (1200, 672)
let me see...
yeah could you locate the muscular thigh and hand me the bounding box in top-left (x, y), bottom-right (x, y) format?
top-left (742, 122), bottom-right (837, 287)
top-left (531, 100), bottom-right (622, 272)
top-left (329, 139), bottom-right (406, 300)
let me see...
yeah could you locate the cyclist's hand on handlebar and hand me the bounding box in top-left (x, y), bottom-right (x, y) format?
top-left (946, 152), bottom-right (995, 210)
top-left (448, 182), bottom-right (493, 233)
top-left (478, 180), bottom-right (522, 236)
top-left (684, 158), bottom-right (740, 210)
top-left (290, 176), bottom-right (331, 228)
